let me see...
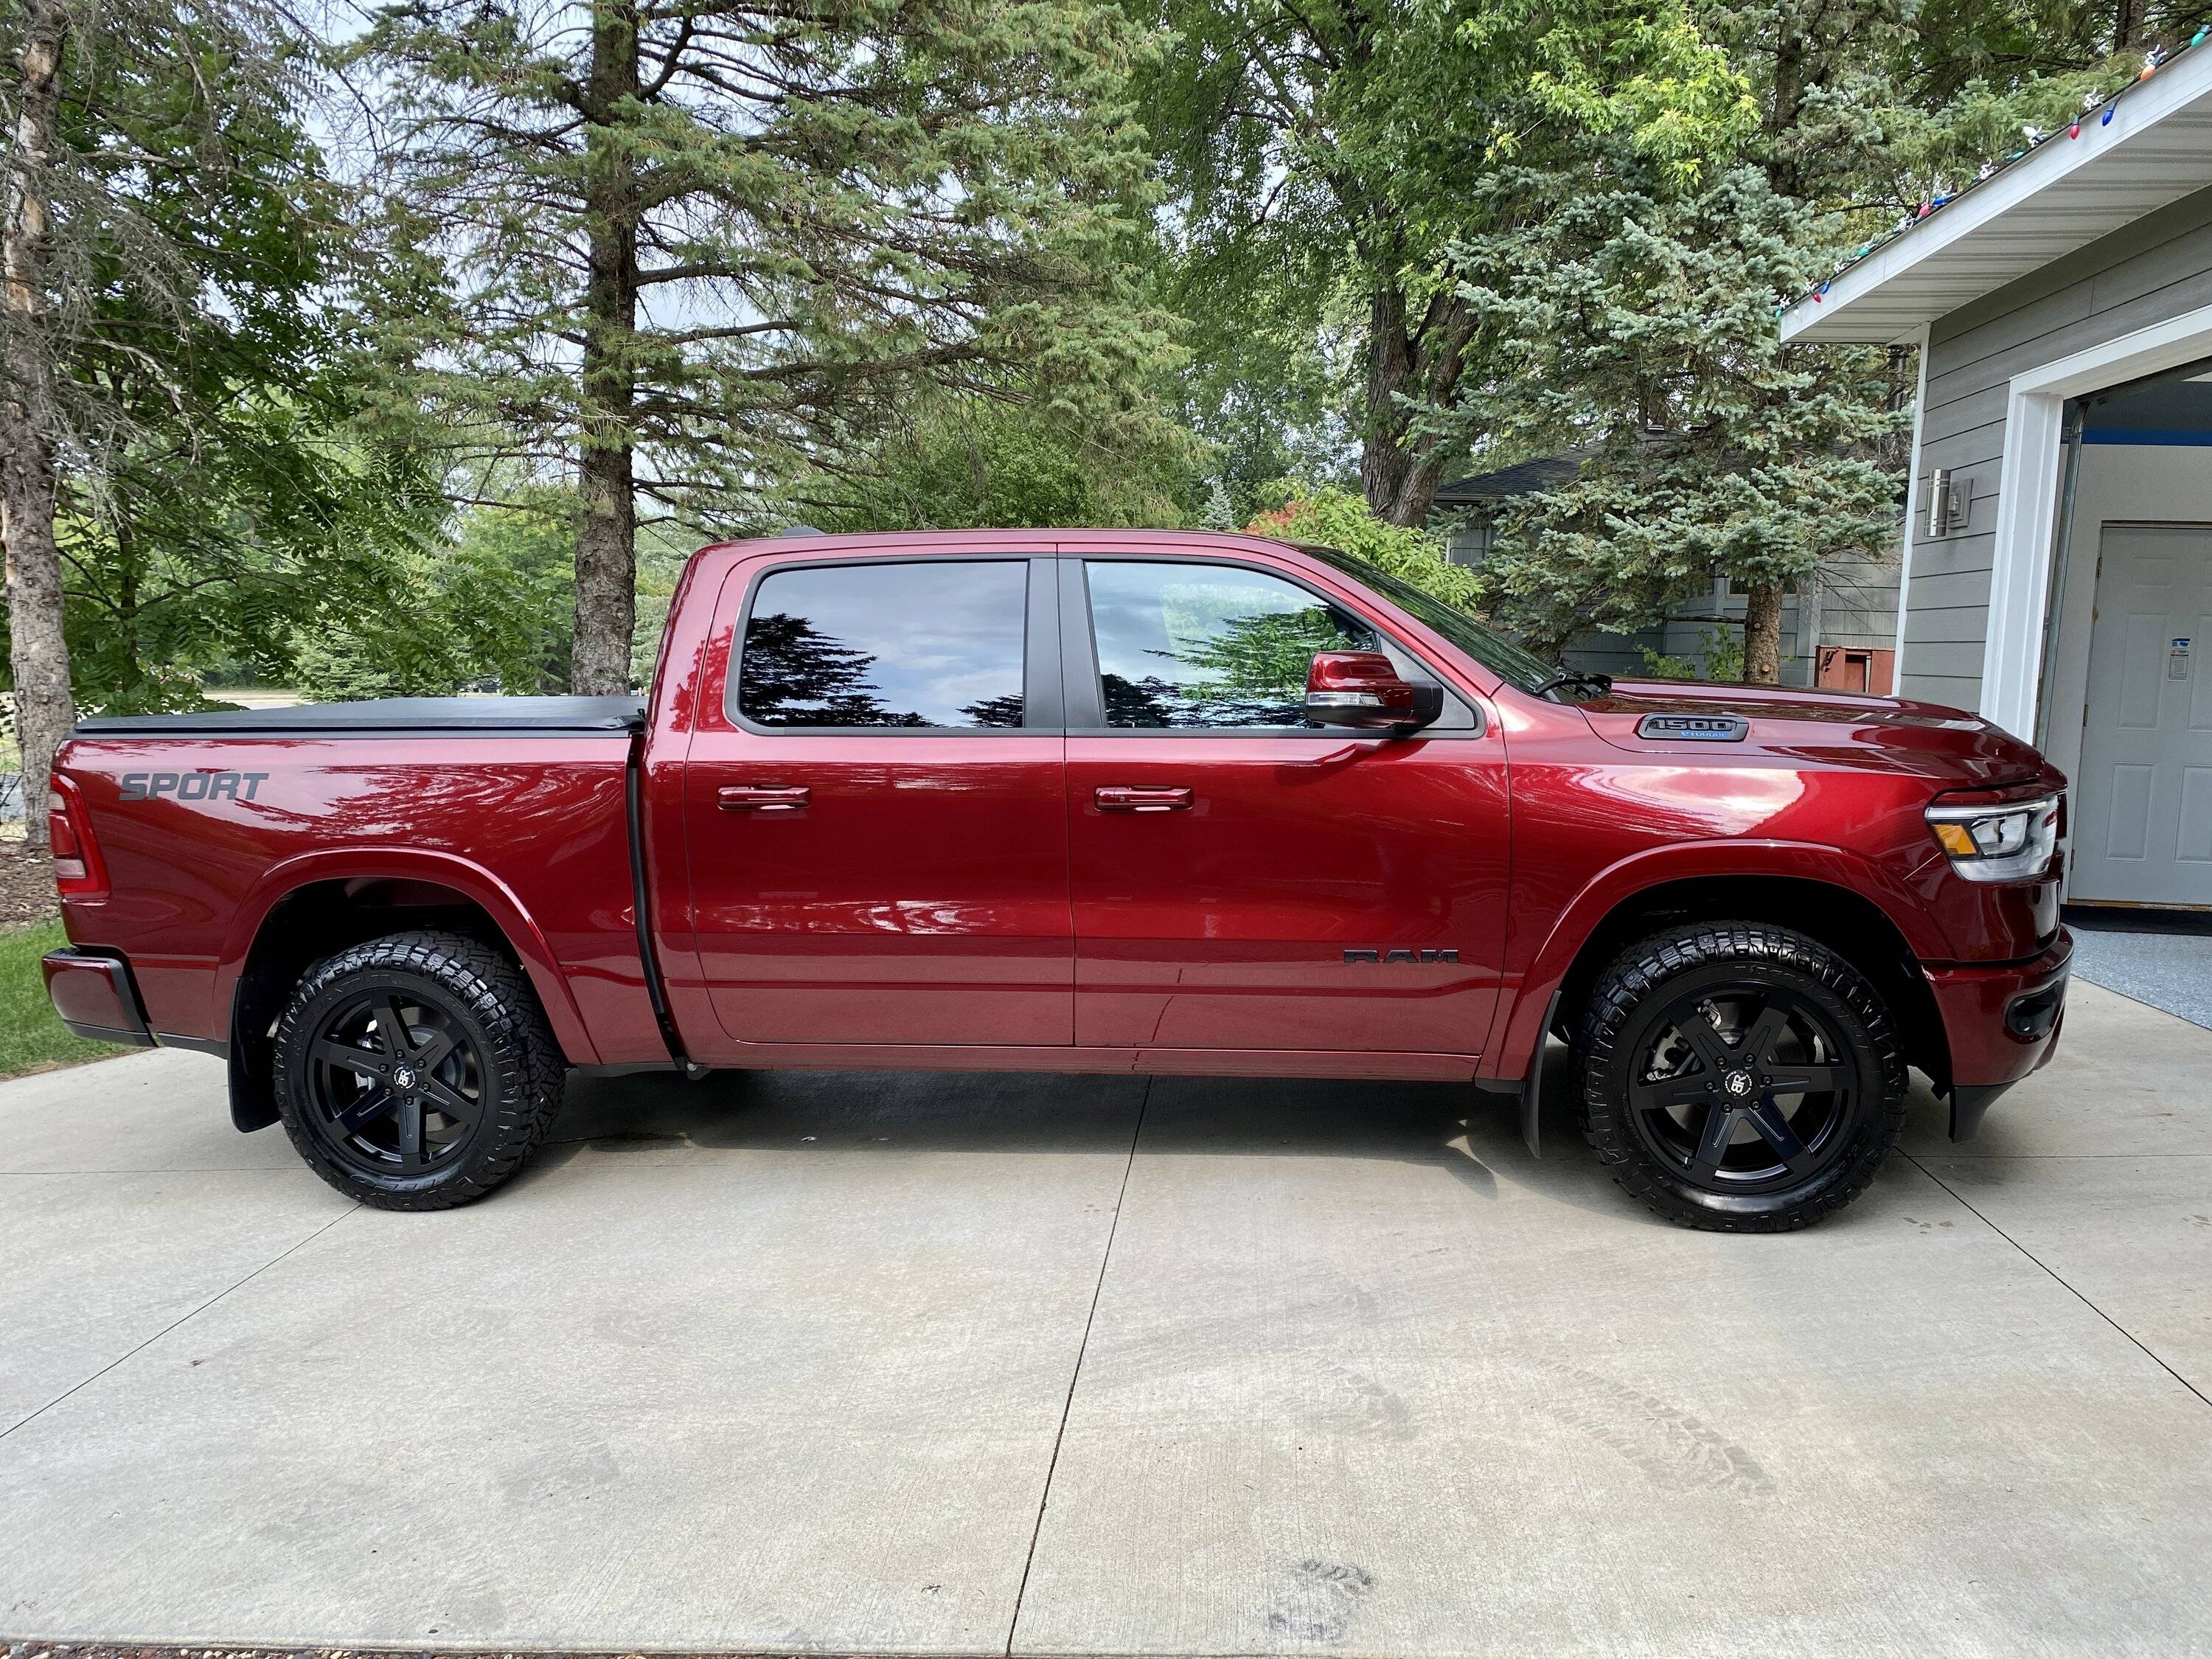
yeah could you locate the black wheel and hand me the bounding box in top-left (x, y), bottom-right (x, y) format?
top-left (1574, 922), bottom-right (1907, 1232)
top-left (273, 931), bottom-right (566, 1210)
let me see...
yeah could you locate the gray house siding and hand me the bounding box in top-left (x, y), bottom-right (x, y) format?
top-left (1553, 563), bottom-right (1899, 685)
top-left (1901, 181), bottom-right (2212, 709)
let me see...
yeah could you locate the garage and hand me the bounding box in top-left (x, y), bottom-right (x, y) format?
top-left (1781, 43), bottom-right (2212, 913)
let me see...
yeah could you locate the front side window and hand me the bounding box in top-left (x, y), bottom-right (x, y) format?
top-left (1085, 561), bottom-right (1382, 728)
top-left (737, 560), bottom-right (1027, 729)
top-left (1298, 543), bottom-right (1555, 693)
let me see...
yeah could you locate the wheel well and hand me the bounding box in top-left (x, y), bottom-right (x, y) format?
top-left (1548, 876), bottom-right (1951, 1093)
top-left (227, 879), bottom-right (529, 1132)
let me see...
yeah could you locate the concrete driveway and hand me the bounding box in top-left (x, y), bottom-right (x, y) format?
top-left (3, 981), bottom-right (2209, 1658)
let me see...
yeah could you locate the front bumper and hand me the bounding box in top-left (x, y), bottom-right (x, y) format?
top-left (1921, 928), bottom-right (2073, 1141)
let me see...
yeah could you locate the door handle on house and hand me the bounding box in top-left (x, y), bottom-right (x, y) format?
top-left (718, 785), bottom-right (810, 813)
top-left (1094, 785), bottom-right (1193, 813)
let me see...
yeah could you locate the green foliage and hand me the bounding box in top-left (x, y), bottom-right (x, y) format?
top-left (1144, 0), bottom-right (1767, 521)
top-left (0, 922), bottom-right (126, 1079)
top-left (1433, 5), bottom-right (1919, 658)
top-left (0, 0), bottom-right (448, 712)
top-left (1246, 484), bottom-right (1481, 611)
top-left (631, 524), bottom-right (692, 691)
top-left (360, 0), bottom-right (1185, 536)
top-left (1638, 626), bottom-right (1746, 683)
top-left (799, 395), bottom-right (1187, 532)
top-left (1200, 478), bottom-right (1236, 532)
top-left (293, 491), bottom-right (577, 701)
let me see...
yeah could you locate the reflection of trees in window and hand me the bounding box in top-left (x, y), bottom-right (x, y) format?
top-left (1183, 609), bottom-right (1369, 698)
top-left (740, 613), bottom-right (931, 727)
top-left (1102, 673), bottom-right (1180, 726)
top-left (740, 611), bottom-right (1023, 728)
top-left (1105, 607), bottom-right (1377, 728)
top-left (959, 693), bottom-right (1027, 728)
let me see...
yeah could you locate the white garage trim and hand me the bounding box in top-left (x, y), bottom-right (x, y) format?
top-left (1980, 299), bottom-right (2212, 738)
top-left (1893, 324), bottom-right (1932, 678)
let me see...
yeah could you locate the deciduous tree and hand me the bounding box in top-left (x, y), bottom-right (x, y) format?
top-left (1144, 0), bottom-right (1750, 527)
top-left (2, 0), bottom-right (418, 838)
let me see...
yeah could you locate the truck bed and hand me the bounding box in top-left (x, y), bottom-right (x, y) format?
top-left (52, 698), bottom-right (664, 1075)
top-left (75, 695), bottom-right (647, 737)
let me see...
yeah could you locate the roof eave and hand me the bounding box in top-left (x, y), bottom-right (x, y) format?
top-left (1781, 44), bottom-right (2212, 347)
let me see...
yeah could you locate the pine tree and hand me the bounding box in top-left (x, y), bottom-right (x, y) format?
top-left (1447, 161), bottom-right (1907, 672)
top-left (362, 0), bottom-right (1177, 692)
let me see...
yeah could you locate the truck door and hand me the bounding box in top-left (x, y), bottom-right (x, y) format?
top-left (683, 552), bottom-right (1072, 1048)
top-left (1062, 554), bottom-right (1509, 1058)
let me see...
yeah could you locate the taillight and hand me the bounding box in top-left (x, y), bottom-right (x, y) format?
top-left (47, 779), bottom-right (108, 898)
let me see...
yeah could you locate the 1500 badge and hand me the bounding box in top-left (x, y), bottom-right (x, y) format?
top-left (118, 771), bottom-right (270, 802)
top-left (1344, 948), bottom-right (1459, 964)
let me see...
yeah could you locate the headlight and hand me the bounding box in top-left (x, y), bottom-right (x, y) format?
top-left (1924, 790), bottom-right (2062, 883)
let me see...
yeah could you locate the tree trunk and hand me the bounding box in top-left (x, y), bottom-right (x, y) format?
top-left (569, 0), bottom-right (641, 697)
top-left (2, 0), bottom-right (74, 851)
top-left (1359, 283), bottom-right (1476, 529)
top-left (1765, 16), bottom-right (1806, 201)
top-left (1359, 285), bottom-right (1419, 524)
top-left (1742, 580), bottom-right (1786, 684)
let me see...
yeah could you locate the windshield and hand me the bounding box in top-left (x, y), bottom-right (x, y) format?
top-left (1298, 544), bottom-right (1557, 695)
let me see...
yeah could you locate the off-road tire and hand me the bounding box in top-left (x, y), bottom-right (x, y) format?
top-left (1574, 922), bottom-right (1907, 1233)
top-left (273, 931), bottom-right (566, 1210)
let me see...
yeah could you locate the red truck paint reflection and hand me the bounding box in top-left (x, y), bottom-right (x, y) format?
top-left (46, 530), bottom-right (2070, 1140)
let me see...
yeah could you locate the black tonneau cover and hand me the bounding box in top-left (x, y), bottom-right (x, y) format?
top-left (74, 695), bottom-right (647, 738)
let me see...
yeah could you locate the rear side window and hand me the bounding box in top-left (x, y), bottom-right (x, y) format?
top-left (737, 560), bottom-right (1028, 729)
top-left (1085, 560), bottom-right (1382, 728)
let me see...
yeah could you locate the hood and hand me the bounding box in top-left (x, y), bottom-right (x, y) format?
top-left (1575, 678), bottom-right (2062, 791)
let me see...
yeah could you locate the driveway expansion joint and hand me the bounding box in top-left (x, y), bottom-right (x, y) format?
top-left (0, 1202), bottom-right (360, 1442)
top-left (1903, 1147), bottom-right (2212, 1413)
top-left (1004, 1077), bottom-right (1151, 1658)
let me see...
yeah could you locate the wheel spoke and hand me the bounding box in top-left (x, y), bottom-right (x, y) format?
top-left (1766, 1062), bottom-right (1844, 1095)
top-left (411, 1023), bottom-right (460, 1071)
top-left (1674, 1013), bottom-right (1734, 1072)
top-left (420, 1074), bottom-right (479, 1124)
top-left (377, 996), bottom-right (415, 1061)
top-left (314, 1038), bottom-right (390, 1079)
top-left (395, 1095), bottom-right (425, 1166)
top-left (1741, 1004), bottom-right (1792, 1065)
top-left (1631, 1075), bottom-right (1716, 1113)
top-left (336, 1087), bottom-right (394, 1132)
top-left (1745, 1101), bottom-right (1819, 1175)
top-left (1691, 1105), bottom-right (1739, 1176)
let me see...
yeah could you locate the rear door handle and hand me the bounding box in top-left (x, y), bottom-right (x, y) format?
top-left (718, 785), bottom-right (810, 813)
top-left (1094, 785), bottom-right (1192, 813)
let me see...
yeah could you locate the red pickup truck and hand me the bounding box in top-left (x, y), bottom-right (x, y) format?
top-left (41, 529), bottom-right (2071, 1231)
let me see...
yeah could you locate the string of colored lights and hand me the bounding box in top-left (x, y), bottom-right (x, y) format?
top-left (1789, 27), bottom-right (2211, 315)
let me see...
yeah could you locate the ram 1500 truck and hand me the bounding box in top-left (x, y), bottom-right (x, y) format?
top-left (40, 530), bottom-right (2072, 1230)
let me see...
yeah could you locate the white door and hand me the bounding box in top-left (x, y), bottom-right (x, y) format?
top-left (2071, 524), bottom-right (2212, 907)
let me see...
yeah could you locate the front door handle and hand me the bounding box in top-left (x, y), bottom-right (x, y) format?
top-left (1094, 785), bottom-right (1192, 813)
top-left (718, 785), bottom-right (810, 813)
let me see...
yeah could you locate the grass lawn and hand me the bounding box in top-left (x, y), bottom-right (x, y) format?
top-left (1, 920), bottom-right (131, 1079)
